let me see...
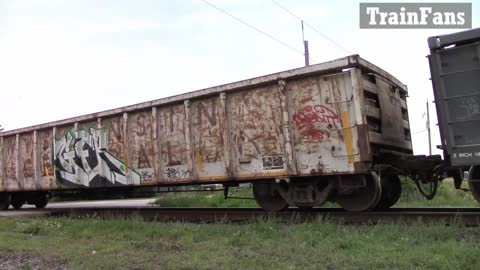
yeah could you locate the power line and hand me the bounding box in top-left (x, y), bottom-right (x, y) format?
top-left (411, 129), bottom-right (427, 135)
top-left (199, 0), bottom-right (305, 57)
top-left (271, 0), bottom-right (302, 21)
top-left (270, 0), bottom-right (353, 55)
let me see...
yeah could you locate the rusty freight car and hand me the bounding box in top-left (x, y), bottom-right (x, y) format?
top-left (0, 55), bottom-right (412, 211)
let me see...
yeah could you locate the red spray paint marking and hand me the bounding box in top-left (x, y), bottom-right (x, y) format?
top-left (301, 129), bottom-right (324, 141)
top-left (293, 105), bottom-right (339, 141)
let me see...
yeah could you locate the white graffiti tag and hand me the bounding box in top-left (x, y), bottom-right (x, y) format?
top-left (55, 128), bottom-right (141, 187)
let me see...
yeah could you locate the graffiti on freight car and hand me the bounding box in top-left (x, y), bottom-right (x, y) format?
top-left (293, 105), bottom-right (339, 129)
top-left (193, 99), bottom-right (224, 164)
top-left (130, 113), bottom-right (154, 182)
top-left (197, 100), bottom-right (217, 126)
top-left (293, 105), bottom-right (339, 141)
top-left (106, 118), bottom-right (124, 158)
top-left (460, 97), bottom-right (480, 117)
top-left (164, 167), bottom-right (190, 181)
top-left (21, 136), bottom-right (34, 179)
top-left (140, 170), bottom-right (153, 180)
top-left (23, 158), bottom-right (34, 179)
top-left (137, 145), bottom-right (152, 168)
top-left (4, 138), bottom-right (17, 181)
top-left (40, 137), bottom-right (54, 179)
top-left (54, 128), bottom-right (141, 187)
top-left (160, 106), bottom-right (187, 167)
top-left (300, 129), bottom-right (327, 141)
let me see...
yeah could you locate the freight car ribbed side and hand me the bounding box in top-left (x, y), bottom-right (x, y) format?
top-left (0, 55), bottom-right (411, 211)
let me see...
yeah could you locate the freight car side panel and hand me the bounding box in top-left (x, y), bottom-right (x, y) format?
top-left (159, 104), bottom-right (190, 182)
top-left (103, 115), bottom-right (143, 186)
top-left (290, 72), bottom-right (360, 175)
top-left (2, 136), bottom-right (18, 190)
top-left (103, 116), bottom-right (126, 167)
top-left (190, 97), bottom-right (228, 181)
top-left (128, 111), bottom-right (155, 184)
top-left (428, 34), bottom-right (480, 166)
top-left (37, 129), bottom-right (55, 189)
top-left (230, 85), bottom-right (287, 179)
top-left (19, 133), bottom-right (35, 189)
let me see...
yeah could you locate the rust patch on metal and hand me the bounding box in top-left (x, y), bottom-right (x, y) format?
top-left (230, 85), bottom-right (285, 162)
top-left (104, 116), bottom-right (125, 159)
top-left (190, 97), bottom-right (227, 179)
top-left (191, 98), bottom-right (224, 163)
top-left (19, 134), bottom-right (34, 179)
top-left (19, 134), bottom-right (35, 189)
top-left (355, 124), bottom-right (371, 161)
top-left (2, 136), bottom-right (18, 188)
top-left (37, 130), bottom-right (54, 187)
top-left (129, 111), bottom-right (154, 181)
top-left (353, 161), bottom-right (371, 173)
top-left (159, 104), bottom-right (187, 167)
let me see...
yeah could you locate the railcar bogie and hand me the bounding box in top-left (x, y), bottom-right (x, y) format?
top-left (334, 172), bottom-right (382, 211)
top-left (375, 175), bottom-right (402, 209)
top-left (0, 191), bottom-right (49, 210)
top-left (250, 172), bottom-right (399, 212)
top-left (0, 193), bottom-right (10, 210)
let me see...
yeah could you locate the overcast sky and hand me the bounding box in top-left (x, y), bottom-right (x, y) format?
top-left (0, 0), bottom-right (478, 155)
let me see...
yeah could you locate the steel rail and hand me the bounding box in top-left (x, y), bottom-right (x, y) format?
top-left (4, 207), bottom-right (478, 226)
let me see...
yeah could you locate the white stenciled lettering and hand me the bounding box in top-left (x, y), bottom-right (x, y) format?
top-left (366, 7), bottom-right (380, 25)
top-left (433, 12), bottom-right (443, 25)
top-left (399, 7), bottom-right (406, 24)
top-left (444, 12), bottom-right (456, 25)
top-left (457, 12), bottom-right (465, 25)
top-left (419, 7), bottom-right (432, 25)
top-left (379, 11), bottom-right (388, 25)
top-left (459, 152), bottom-right (473, 158)
top-left (406, 12), bottom-right (419, 24)
top-left (361, 4), bottom-right (470, 28)
top-left (388, 12), bottom-right (399, 25)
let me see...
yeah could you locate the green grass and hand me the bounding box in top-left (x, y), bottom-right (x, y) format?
top-left (154, 187), bottom-right (258, 208)
top-left (397, 178), bottom-right (479, 207)
top-left (154, 179), bottom-right (479, 208)
top-left (0, 217), bottom-right (479, 269)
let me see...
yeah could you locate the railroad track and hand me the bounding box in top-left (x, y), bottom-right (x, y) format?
top-left (5, 207), bottom-right (479, 226)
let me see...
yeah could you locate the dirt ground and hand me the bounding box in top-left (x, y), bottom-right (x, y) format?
top-left (0, 251), bottom-right (66, 270)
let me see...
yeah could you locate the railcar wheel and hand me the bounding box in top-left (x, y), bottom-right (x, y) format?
top-left (253, 181), bottom-right (288, 212)
top-left (336, 172), bottom-right (381, 212)
top-left (375, 175), bottom-right (401, 209)
top-left (10, 195), bottom-right (25, 210)
top-left (0, 193), bottom-right (10, 210)
top-left (468, 166), bottom-right (480, 203)
top-left (34, 194), bottom-right (49, 209)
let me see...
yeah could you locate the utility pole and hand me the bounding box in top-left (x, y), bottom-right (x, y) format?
top-left (301, 21), bottom-right (309, 66)
top-left (426, 100), bottom-right (432, 155)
